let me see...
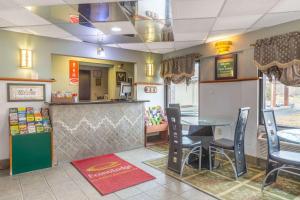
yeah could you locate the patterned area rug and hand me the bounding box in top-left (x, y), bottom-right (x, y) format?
top-left (145, 145), bottom-right (300, 200)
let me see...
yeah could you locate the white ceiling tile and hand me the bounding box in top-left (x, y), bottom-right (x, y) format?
top-left (246, 26), bottom-right (264, 33)
top-left (173, 18), bottom-right (215, 34)
top-left (174, 41), bottom-right (203, 50)
top-left (220, 0), bottom-right (278, 17)
top-left (118, 43), bottom-right (149, 52)
top-left (0, 1), bottom-right (20, 10)
top-left (0, 17), bottom-right (14, 27)
top-left (270, 0), bottom-right (300, 13)
top-left (252, 11), bottom-right (300, 28)
top-left (213, 15), bottom-right (262, 31)
top-left (104, 44), bottom-right (121, 48)
top-left (174, 32), bottom-right (208, 42)
top-left (13, 0), bottom-right (65, 6)
top-left (93, 21), bottom-right (136, 35)
top-left (0, 8), bottom-right (50, 26)
top-left (146, 42), bottom-right (175, 50)
top-left (172, 0), bottom-right (225, 19)
top-left (25, 25), bottom-right (74, 38)
top-left (207, 29), bottom-right (246, 42)
top-left (2, 27), bottom-right (31, 34)
top-left (151, 48), bottom-right (175, 54)
top-left (62, 36), bottom-right (82, 42)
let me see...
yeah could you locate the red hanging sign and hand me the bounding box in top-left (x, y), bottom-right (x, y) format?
top-left (69, 60), bottom-right (79, 85)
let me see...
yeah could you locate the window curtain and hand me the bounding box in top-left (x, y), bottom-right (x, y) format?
top-left (160, 53), bottom-right (199, 85)
top-left (254, 31), bottom-right (300, 86)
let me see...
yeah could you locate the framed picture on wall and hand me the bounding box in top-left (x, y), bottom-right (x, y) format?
top-left (116, 72), bottom-right (126, 86)
top-left (7, 83), bottom-right (46, 102)
top-left (215, 54), bottom-right (237, 80)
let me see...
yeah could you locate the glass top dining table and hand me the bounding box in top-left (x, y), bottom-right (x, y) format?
top-left (181, 116), bottom-right (232, 127)
top-left (277, 129), bottom-right (300, 144)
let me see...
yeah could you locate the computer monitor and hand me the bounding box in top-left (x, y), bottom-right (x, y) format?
top-left (120, 82), bottom-right (132, 99)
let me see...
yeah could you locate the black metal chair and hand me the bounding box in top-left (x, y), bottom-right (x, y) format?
top-left (261, 109), bottom-right (300, 191)
top-left (166, 107), bottom-right (202, 176)
top-left (209, 107), bottom-right (250, 180)
top-left (169, 104), bottom-right (194, 136)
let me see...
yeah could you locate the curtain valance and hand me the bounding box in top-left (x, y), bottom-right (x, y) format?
top-left (160, 53), bottom-right (200, 85)
top-left (254, 31), bottom-right (300, 86)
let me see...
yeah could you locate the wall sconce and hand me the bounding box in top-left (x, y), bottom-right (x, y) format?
top-left (145, 63), bottom-right (154, 77)
top-left (20, 49), bottom-right (33, 69)
top-left (215, 41), bottom-right (233, 54)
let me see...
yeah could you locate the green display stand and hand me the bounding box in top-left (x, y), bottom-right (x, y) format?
top-left (10, 132), bottom-right (52, 175)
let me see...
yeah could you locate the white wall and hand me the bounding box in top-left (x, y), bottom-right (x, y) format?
top-left (0, 81), bottom-right (52, 160)
top-left (136, 84), bottom-right (165, 109)
top-left (200, 81), bottom-right (258, 156)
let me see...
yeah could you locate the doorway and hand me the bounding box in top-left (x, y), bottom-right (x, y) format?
top-left (79, 70), bottom-right (91, 101)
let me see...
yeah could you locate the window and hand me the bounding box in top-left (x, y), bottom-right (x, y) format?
top-left (166, 61), bottom-right (199, 117)
top-left (260, 74), bottom-right (300, 127)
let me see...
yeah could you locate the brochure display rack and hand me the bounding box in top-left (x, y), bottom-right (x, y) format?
top-left (9, 107), bottom-right (52, 175)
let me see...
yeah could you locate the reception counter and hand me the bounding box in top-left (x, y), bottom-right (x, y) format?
top-left (49, 100), bottom-right (147, 164)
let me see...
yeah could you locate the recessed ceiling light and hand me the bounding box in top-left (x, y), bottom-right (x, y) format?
top-left (25, 6), bottom-right (34, 11)
top-left (111, 27), bottom-right (122, 32)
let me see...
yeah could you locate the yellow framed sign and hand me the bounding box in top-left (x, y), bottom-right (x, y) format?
top-left (215, 54), bottom-right (237, 80)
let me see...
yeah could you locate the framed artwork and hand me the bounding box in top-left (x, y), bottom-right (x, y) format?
top-left (96, 78), bottom-right (101, 86)
top-left (116, 72), bottom-right (126, 86)
top-left (215, 54), bottom-right (237, 80)
top-left (7, 83), bottom-right (46, 102)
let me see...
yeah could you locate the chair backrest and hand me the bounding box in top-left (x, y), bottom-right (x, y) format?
top-left (262, 109), bottom-right (280, 155)
top-left (234, 107), bottom-right (250, 176)
top-left (166, 107), bottom-right (183, 173)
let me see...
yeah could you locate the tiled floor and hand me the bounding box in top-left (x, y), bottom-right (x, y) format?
top-left (0, 148), bottom-right (216, 200)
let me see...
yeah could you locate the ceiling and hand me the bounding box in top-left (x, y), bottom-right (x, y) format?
top-left (1, 0), bottom-right (300, 54)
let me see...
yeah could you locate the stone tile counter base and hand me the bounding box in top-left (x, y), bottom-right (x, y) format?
top-left (50, 102), bottom-right (145, 165)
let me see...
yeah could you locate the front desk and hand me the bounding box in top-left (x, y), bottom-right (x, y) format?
top-left (49, 100), bottom-right (147, 165)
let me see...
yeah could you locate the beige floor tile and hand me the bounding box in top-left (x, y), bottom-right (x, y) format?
top-left (18, 171), bottom-right (44, 185)
top-left (135, 180), bottom-right (161, 192)
top-left (180, 187), bottom-right (217, 200)
top-left (0, 181), bottom-right (22, 199)
top-left (144, 185), bottom-right (178, 200)
top-left (21, 180), bottom-right (52, 196)
top-left (0, 147), bottom-right (218, 200)
top-left (23, 190), bottom-right (56, 200)
top-left (98, 194), bottom-right (122, 200)
top-left (51, 181), bottom-right (88, 200)
top-left (44, 167), bottom-right (72, 185)
top-left (153, 174), bottom-right (178, 185)
top-left (163, 181), bottom-right (193, 195)
top-left (125, 193), bottom-right (154, 200)
top-left (115, 187), bottom-right (142, 199)
top-left (0, 194), bottom-right (22, 200)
